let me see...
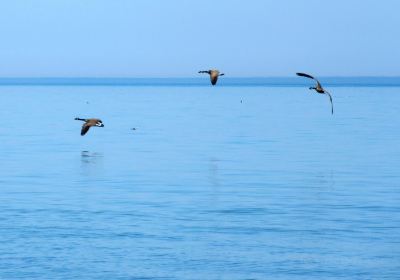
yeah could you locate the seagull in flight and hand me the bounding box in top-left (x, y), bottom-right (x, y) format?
top-left (296, 72), bottom-right (334, 115)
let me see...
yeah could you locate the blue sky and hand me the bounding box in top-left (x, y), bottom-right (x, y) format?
top-left (0, 0), bottom-right (399, 77)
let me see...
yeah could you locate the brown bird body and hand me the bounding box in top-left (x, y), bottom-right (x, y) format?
top-left (296, 72), bottom-right (334, 115)
top-left (198, 69), bottom-right (225, 85)
top-left (75, 118), bottom-right (104, 136)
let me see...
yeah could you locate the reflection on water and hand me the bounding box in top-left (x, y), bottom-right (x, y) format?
top-left (80, 151), bottom-right (104, 175)
top-left (81, 150), bottom-right (103, 163)
top-left (318, 170), bottom-right (336, 190)
top-left (208, 157), bottom-right (220, 187)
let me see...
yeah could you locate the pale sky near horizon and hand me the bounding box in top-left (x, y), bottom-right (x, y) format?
top-left (0, 0), bottom-right (399, 77)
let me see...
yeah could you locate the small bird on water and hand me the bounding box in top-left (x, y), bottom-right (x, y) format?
top-left (198, 69), bottom-right (225, 85)
top-left (296, 72), bottom-right (334, 115)
top-left (74, 118), bottom-right (104, 136)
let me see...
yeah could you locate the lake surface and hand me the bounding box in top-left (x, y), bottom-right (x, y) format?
top-left (0, 78), bottom-right (399, 279)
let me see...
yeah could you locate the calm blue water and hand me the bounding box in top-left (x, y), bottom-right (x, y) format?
top-left (0, 80), bottom-right (399, 279)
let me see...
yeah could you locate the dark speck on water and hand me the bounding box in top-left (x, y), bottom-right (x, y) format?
top-left (0, 78), bottom-right (399, 279)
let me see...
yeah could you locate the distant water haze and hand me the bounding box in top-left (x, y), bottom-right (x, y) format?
top-left (1, 77), bottom-right (400, 87)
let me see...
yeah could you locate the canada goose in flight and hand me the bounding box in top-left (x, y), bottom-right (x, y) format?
top-left (74, 118), bottom-right (104, 136)
top-left (198, 69), bottom-right (225, 85)
top-left (296, 73), bottom-right (334, 115)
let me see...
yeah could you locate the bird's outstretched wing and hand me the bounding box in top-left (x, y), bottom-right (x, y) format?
top-left (296, 72), bottom-right (322, 88)
top-left (324, 90), bottom-right (334, 115)
top-left (296, 72), bottom-right (315, 80)
top-left (81, 123), bottom-right (91, 136)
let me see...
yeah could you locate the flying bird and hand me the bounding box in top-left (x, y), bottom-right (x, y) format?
top-left (198, 69), bottom-right (225, 85)
top-left (296, 72), bottom-right (334, 115)
top-left (75, 118), bottom-right (104, 136)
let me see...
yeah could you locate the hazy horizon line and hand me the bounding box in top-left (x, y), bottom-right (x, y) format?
top-left (1, 76), bottom-right (400, 87)
top-left (0, 76), bottom-right (400, 79)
